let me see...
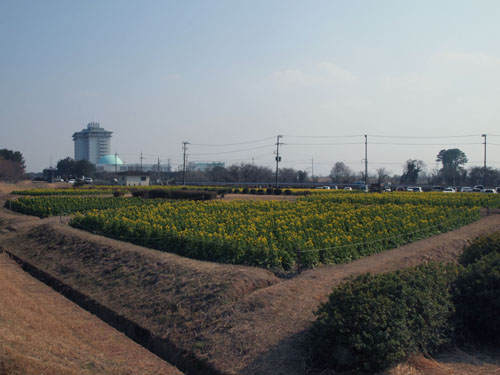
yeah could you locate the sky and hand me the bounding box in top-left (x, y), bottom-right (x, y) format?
top-left (1, 0), bottom-right (500, 177)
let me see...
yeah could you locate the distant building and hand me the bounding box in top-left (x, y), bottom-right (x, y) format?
top-left (73, 122), bottom-right (112, 165)
top-left (117, 171), bottom-right (150, 186)
top-left (96, 154), bottom-right (125, 173)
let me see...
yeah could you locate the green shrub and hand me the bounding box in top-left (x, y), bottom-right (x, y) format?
top-left (293, 190), bottom-right (311, 196)
top-left (459, 232), bottom-right (500, 266)
top-left (284, 189), bottom-right (292, 195)
top-left (454, 251), bottom-right (500, 345)
top-left (256, 189), bottom-right (265, 195)
top-left (131, 189), bottom-right (148, 198)
top-left (309, 263), bottom-right (458, 373)
top-left (242, 187), bottom-right (249, 194)
top-left (266, 187), bottom-right (273, 195)
top-left (131, 189), bottom-right (216, 200)
top-left (112, 191), bottom-right (124, 197)
top-left (249, 188), bottom-right (256, 194)
top-left (273, 188), bottom-right (283, 195)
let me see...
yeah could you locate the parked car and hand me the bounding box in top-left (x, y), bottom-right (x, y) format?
top-left (443, 187), bottom-right (456, 193)
top-left (496, 187), bottom-right (500, 193)
top-left (84, 177), bottom-right (93, 183)
top-left (67, 179), bottom-right (75, 184)
top-left (483, 188), bottom-right (497, 194)
top-left (343, 187), bottom-right (352, 191)
top-left (432, 186), bottom-right (443, 191)
top-left (460, 187), bottom-right (473, 192)
top-left (408, 187), bottom-right (423, 192)
top-left (474, 185), bottom-right (485, 191)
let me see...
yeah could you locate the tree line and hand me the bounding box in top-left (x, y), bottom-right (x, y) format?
top-left (2, 147), bottom-right (500, 186)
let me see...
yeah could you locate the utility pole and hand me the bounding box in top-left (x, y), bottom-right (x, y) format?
top-left (275, 135), bottom-right (283, 188)
top-left (140, 152), bottom-right (143, 172)
top-left (482, 134), bottom-right (487, 186)
top-left (157, 157), bottom-right (161, 184)
top-left (311, 157), bottom-right (314, 184)
top-left (182, 141), bottom-right (189, 185)
top-left (364, 135), bottom-right (368, 185)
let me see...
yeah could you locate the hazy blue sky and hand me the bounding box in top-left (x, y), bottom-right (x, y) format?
top-left (1, 0), bottom-right (500, 176)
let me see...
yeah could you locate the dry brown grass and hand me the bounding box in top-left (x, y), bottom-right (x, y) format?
top-left (0, 253), bottom-right (182, 375)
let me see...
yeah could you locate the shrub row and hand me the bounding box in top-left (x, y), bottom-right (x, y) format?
top-left (309, 263), bottom-right (457, 373)
top-left (455, 233), bottom-right (500, 345)
top-left (309, 233), bottom-right (500, 373)
top-left (131, 189), bottom-right (217, 201)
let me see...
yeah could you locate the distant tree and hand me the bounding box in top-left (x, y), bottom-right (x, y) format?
top-left (467, 166), bottom-right (500, 186)
top-left (400, 159), bottom-right (425, 185)
top-left (0, 148), bottom-right (26, 182)
top-left (330, 162), bottom-right (355, 183)
top-left (56, 157), bottom-right (76, 179)
top-left (206, 165), bottom-right (234, 182)
top-left (436, 149), bottom-right (468, 185)
top-left (73, 160), bottom-right (96, 178)
top-left (278, 167), bottom-right (300, 183)
top-left (376, 168), bottom-right (390, 185)
top-left (236, 163), bottom-right (273, 183)
top-left (297, 170), bottom-right (308, 183)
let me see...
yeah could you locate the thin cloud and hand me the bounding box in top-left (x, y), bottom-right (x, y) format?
top-left (271, 62), bottom-right (359, 87)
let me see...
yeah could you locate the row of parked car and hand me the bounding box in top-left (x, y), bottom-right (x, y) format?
top-left (406, 185), bottom-right (499, 193)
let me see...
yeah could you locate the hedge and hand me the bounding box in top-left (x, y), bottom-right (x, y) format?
top-left (131, 189), bottom-right (217, 201)
top-left (454, 233), bottom-right (500, 345)
top-left (459, 232), bottom-right (500, 266)
top-left (309, 263), bottom-right (458, 373)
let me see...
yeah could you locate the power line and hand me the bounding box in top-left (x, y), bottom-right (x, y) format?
top-left (189, 144), bottom-right (274, 156)
top-left (284, 134), bottom-right (364, 138)
top-left (370, 142), bottom-right (480, 146)
top-left (368, 134), bottom-right (482, 139)
top-left (285, 142), bottom-right (364, 146)
top-left (190, 136), bottom-right (276, 147)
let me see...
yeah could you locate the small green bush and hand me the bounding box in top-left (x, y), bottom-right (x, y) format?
top-left (459, 232), bottom-right (500, 266)
top-left (249, 188), bottom-right (256, 194)
top-left (293, 190), bottom-right (311, 196)
top-left (284, 189), bottom-right (292, 195)
top-left (256, 189), bottom-right (265, 195)
top-left (273, 188), bottom-right (283, 195)
top-left (242, 187), bottom-right (249, 194)
top-left (309, 263), bottom-right (458, 373)
top-left (266, 187), bottom-right (273, 195)
top-left (131, 189), bottom-right (148, 198)
top-left (112, 191), bottom-right (124, 197)
top-left (132, 189), bottom-right (216, 200)
top-left (454, 252), bottom-right (500, 345)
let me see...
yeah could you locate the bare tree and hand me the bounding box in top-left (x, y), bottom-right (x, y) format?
top-left (376, 168), bottom-right (390, 185)
top-left (330, 162), bottom-right (355, 183)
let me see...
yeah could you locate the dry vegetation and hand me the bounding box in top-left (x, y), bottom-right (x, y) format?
top-left (1, 181), bottom-right (500, 375)
top-left (0, 253), bottom-right (182, 375)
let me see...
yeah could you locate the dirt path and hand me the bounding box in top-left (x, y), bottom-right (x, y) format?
top-left (0, 253), bottom-right (182, 375)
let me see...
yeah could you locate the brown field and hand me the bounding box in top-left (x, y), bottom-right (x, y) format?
top-left (1, 181), bottom-right (500, 375)
top-left (0, 252), bottom-right (182, 375)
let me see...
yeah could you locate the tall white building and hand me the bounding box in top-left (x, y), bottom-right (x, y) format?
top-left (72, 122), bottom-right (112, 164)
